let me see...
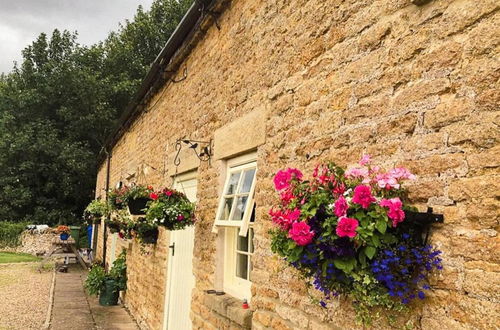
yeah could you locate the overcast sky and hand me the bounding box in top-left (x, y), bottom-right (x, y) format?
top-left (0, 0), bottom-right (154, 74)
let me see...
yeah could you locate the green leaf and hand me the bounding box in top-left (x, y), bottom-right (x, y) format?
top-left (376, 219), bottom-right (387, 234)
top-left (371, 235), bottom-right (380, 247)
top-left (365, 246), bottom-right (376, 260)
top-left (359, 252), bottom-right (367, 267)
top-left (334, 259), bottom-right (346, 270)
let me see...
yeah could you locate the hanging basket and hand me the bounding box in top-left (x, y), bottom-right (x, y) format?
top-left (138, 228), bottom-right (159, 244)
top-left (127, 198), bottom-right (149, 215)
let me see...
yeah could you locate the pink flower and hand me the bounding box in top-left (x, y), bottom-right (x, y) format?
top-left (273, 168), bottom-right (303, 191)
top-left (332, 182), bottom-right (346, 196)
top-left (165, 190), bottom-right (173, 197)
top-left (288, 221), bottom-right (315, 246)
top-left (269, 208), bottom-right (301, 230)
top-left (352, 185), bottom-right (376, 209)
top-left (280, 189), bottom-right (296, 205)
top-left (345, 167), bottom-right (369, 179)
top-left (379, 198), bottom-right (405, 227)
top-left (334, 196), bottom-right (349, 217)
top-left (375, 173), bottom-right (400, 190)
top-left (177, 214), bottom-right (185, 221)
top-left (359, 154), bottom-right (372, 166)
top-left (336, 217), bottom-right (359, 238)
top-left (150, 192), bottom-right (159, 200)
top-left (389, 167), bottom-right (416, 181)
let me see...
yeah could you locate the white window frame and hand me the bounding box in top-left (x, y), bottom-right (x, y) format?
top-left (223, 227), bottom-right (254, 300)
top-left (213, 152), bottom-right (257, 300)
top-left (213, 153), bottom-right (257, 237)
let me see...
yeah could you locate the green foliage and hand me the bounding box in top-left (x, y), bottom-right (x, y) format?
top-left (145, 188), bottom-right (196, 231)
top-left (84, 199), bottom-right (110, 218)
top-left (85, 250), bottom-right (127, 295)
top-left (109, 250), bottom-right (127, 291)
top-left (84, 264), bottom-right (107, 296)
top-left (0, 221), bottom-right (28, 247)
top-left (124, 185), bottom-right (152, 201)
top-left (0, 0), bottom-right (193, 225)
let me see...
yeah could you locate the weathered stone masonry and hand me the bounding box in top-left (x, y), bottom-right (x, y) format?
top-left (95, 0), bottom-right (499, 329)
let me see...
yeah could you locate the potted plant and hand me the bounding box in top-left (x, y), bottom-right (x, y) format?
top-left (84, 251), bottom-right (127, 306)
top-left (145, 188), bottom-right (196, 230)
top-left (124, 184), bottom-right (153, 215)
top-left (108, 186), bottom-right (129, 210)
top-left (134, 217), bottom-right (159, 244)
top-left (106, 210), bottom-right (129, 234)
top-left (56, 225), bottom-right (71, 241)
top-left (84, 199), bottom-right (109, 223)
top-left (269, 155), bottom-right (443, 325)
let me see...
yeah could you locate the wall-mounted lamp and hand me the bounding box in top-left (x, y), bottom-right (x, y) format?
top-left (174, 138), bottom-right (213, 166)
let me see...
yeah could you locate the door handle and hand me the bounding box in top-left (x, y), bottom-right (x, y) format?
top-left (169, 243), bottom-right (175, 256)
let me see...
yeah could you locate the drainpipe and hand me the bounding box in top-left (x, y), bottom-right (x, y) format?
top-left (102, 148), bottom-right (111, 267)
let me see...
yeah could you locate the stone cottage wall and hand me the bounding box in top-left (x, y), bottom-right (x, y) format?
top-left (95, 0), bottom-right (499, 329)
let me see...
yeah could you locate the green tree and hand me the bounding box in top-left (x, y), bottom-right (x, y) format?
top-left (0, 0), bottom-right (192, 225)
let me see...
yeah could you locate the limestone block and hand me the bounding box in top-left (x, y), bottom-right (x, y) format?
top-left (166, 143), bottom-right (200, 176)
top-left (214, 108), bottom-right (267, 160)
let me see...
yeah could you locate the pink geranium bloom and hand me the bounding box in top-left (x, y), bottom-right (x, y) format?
top-left (269, 208), bottom-right (301, 230)
top-left (345, 167), bottom-right (369, 179)
top-left (375, 173), bottom-right (400, 190)
top-left (389, 167), bottom-right (416, 181)
top-left (336, 216), bottom-right (359, 238)
top-left (359, 154), bottom-right (372, 166)
top-left (333, 182), bottom-right (346, 196)
top-left (379, 198), bottom-right (405, 227)
top-left (273, 168), bottom-right (303, 191)
top-left (150, 192), bottom-right (159, 200)
top-left (334, 196), bottom-right (349, 217)
top-left (352, 185), bottom-right (376, 209)
top-left (288, 221), bottom-right (315, 246)
top-left (280, 189), bottom-right (296, 205)
top-left (177, 215), bottom-right (185, 221)
top-left (165, 190), bottom-right (173, 196)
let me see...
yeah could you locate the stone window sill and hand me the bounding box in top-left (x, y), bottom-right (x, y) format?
top-left (203, 293), bottom-right (253, 328)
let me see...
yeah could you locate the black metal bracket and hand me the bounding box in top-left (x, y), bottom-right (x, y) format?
top-left (196, 0), bottom-right (221, 30)
top-left (174, 138), bottom-right (213, 167)
top-left (166, 66), bottom-right (188, 83)
top-left (404, 207), bottom-right (444, 245)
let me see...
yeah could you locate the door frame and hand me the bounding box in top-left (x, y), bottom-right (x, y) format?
top-left (162, 171), bottom-right (198, 330)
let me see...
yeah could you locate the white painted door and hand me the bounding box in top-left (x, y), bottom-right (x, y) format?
top-left (163, 173), bottom-right (197, 330)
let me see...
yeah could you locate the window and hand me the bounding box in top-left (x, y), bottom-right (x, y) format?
top-left (214, 155), bottom-right (257, 237)
top-left (214, 154), bottom-right (257, 300)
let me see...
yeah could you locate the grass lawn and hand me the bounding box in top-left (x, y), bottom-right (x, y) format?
top-left (0, 251), bottom-right (40, 263)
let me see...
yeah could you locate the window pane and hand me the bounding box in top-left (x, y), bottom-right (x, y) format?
top-left (237, 234), bottom-right (249, 252)
top-left (236, 253), bottom-right (248, 279)
top-left (249, 228), bottom-right (254, 253)
top-left (226, 172), bottom-right (241, 195)
top-left (232, 196), bottom-right (248, 220)
top-left (239, 168), bottom-right (256, 193)
top-left (249, 204), bottom-right (256, 223)
top-left (221, 197), bottom-right (233, 220)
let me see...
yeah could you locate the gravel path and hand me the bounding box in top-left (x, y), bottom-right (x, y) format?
top-left (0, 263), bottom-right (52, 329)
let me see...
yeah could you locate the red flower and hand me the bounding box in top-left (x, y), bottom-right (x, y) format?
top-left (336, 217), bottom-right (359, 238)
top-left (352, 185), bottom-right (376, 209)
top-left (147, 185), bottom-right (154, 191)
top-left (379, 198), bottom-right (405, 227)
top-left (165, 190), bottom-right (173, 197)
top-left (288, 221), bottom-right (314, 246)
top-left (150, 192), bottom-right (159, 200)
